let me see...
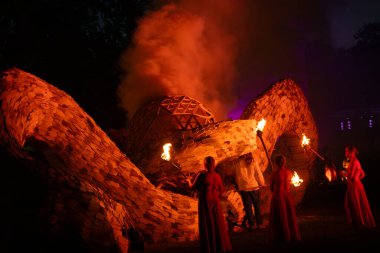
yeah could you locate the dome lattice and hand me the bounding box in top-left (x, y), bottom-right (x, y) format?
top-left (126, 95), bottom-right (215, 157)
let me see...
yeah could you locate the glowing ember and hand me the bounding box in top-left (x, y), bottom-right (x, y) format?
top-left (301, 133), bottom-right (310, 147)
top-left (256, 118), bottom-right (266, 132)
top-left (291, 171), bottom-right (303, 187)
top-left (161, 143), bottom-right (172, 161)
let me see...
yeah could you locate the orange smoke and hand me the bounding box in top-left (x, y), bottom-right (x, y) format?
top-left (118, 1), bottom-right (241, 120)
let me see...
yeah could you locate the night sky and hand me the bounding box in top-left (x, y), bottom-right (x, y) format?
top-left (1, 0), bottom-right (380, 148)
top-left (328, 0), bottom-right (380, 49)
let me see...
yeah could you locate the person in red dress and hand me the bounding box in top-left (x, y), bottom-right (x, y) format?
top-left (343, 145), bottom-right (376, 228)
top-left (268, 155), bottom-right (300, 244)
top-left (187, 156), bottom-right (232, 253)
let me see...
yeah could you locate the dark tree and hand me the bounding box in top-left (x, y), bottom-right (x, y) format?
top-left (0, 0), bottom-right (152, 129)
top-left (354, 22), bottom-right (380, 48)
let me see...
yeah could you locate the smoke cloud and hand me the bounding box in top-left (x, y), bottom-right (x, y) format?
top-left (118, 0), bottom-right (332, 121)
top-left (118, 0), bottom-right (245, 120)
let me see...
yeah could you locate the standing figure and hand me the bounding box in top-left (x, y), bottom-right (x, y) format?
top-left (344, 145), bottom-right (376, 228)
top-left (268, 155), bottom-right (300, 244)
top-left (187, 156), bottom-right (232, 253)
top-left (235, 152), bottom-right (266, 230)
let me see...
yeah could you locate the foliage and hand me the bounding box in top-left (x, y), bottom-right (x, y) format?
top-left (0, 0), bottom-right (152, 129)
top-left (354, 22), bottom-right (380, 48)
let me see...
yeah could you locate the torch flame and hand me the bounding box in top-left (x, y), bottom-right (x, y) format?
top-left (291, 171), bottom-right (303, 187)
top-left (161, 143), bottom-right (172, 161)
top-left (256, 118), bottom-right (266, 132)
top-left (301, 133), bottom-right (310, 147)
top-left (325, 168), bottom-right (332, 182)
top-left (325, 166), bottom-right (337, 182)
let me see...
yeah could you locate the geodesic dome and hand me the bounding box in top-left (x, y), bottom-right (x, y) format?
top-left (126, 95), bottom-right (215, 172)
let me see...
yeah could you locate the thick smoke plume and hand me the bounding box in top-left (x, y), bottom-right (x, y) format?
top-left (118, 1), bottom-right (242, 120)
top-left (118, 0), bottom-right (333, 122)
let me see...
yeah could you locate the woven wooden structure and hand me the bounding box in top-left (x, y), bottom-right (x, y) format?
top-left (126, 95), bottom-right (215, 177)
top-left (0, 68), bottom-right (318, 252)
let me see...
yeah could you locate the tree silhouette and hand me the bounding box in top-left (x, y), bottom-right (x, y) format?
top-left (0, 0), bottom-right (152, 129)
top-left (354, 22), bottom-right (380, 48)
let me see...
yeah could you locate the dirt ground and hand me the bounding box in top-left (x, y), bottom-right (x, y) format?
top-left (1, 150), bottom-right (379, 253)
top-left (145, 183), bottom-right (380, 253)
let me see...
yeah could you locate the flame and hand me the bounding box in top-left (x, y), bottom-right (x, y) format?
top-left (161, 143), bottom-right (172, 161)
top-left (301, 133), bottom-right (310, 147)
top-left (291, 171), bottom-right (303, 187)
top-left (256, 118), bottom-right (266, 132)
top-left (325, 168), bottom-right (332, 182)
top-left (325, 166), bottom-right (337, 182)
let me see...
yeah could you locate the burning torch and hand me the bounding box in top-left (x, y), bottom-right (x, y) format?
top-left (301, 133), bottom-right (325, 161)
top-left (161, 143), bottom-right (188, 178)
top-left (256, 118), bottom-right (274, 172)
top-left (291, 171), bottom-right (303, 187)
top-left (301, 133), bottom-right (338, 183)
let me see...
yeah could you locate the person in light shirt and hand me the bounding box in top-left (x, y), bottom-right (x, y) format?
top-left (235, 152), bottom-right (266, 230)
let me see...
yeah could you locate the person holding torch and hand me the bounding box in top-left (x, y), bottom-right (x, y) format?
top-left (186, 156), bottom-right (232, 253)
top-left (268, 155), bottom-right (301, 245)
